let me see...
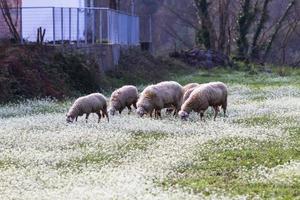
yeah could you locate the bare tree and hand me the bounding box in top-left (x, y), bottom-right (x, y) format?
top-left (250, 0), bottom-right (272, 60)
top-left (194, 0), bottom-right (218, 50)
top-left (218, 0), bottom-right (231, 53)
top-left (263, 0), bottom-right (296, 61)
top-left (0, 0), bottom-right (20, 41)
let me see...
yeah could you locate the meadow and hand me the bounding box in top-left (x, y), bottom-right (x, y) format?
top-left (0, 69), bottom-right (299, 199)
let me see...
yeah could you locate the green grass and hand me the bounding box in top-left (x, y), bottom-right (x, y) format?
top-left (164, 137), bottom-right (300, 199)
top-left (0, 159), bottom-right (19, 169)
top-left (174, 68), bottom-right (300, 89)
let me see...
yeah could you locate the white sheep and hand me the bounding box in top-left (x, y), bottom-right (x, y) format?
top-left (108, 85), bottom-right (138, 115)
top-left (66, 93), bottom-right (109, 123)
top-left (182, 83), bottom-right (201, 102)
top-left (166, 83), bottom-right (201, 114)
top-left (137, 81), bottom-right (183, 118)
top-left (183, 83), bottom-right (201, 93)
top-left (179, 82), bottom-right (227, 121)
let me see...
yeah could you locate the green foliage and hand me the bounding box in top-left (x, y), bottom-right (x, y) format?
top-left (196, 29), bottom-right (210, 49)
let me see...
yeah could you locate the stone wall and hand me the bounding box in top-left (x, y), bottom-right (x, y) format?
top-left (67, 44), bottom-right (122, 72)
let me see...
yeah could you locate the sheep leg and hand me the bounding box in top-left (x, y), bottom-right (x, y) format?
top-left (127, 105), bottom-right (132, 114)
top-left (150, 109), bottom-right (156, 118)
top-left (222, 103), bottom-right (227, 117)
top-left (213, 106), bottom-right (219, 121)
top-left (103, 110), bottom-right (109, 122)
top-left (155, 110), bottom-right (162, 119)
top-left (75, 117), bottom-right (78, 122)
top-left (85, 113), bottom-right (90, 123)
top-left (96, 111), bottom-right (101, 123)
top-left (200, 112), bottom-right (204, 121)
top-left (133, 102), bottom-right (137, 109)
top-left (173, 105), bottom-right (180, 117)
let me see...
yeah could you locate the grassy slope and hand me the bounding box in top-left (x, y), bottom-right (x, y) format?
top-left (165, 68), bottom-right (300, 199)
top-left (0, 68), bottom-right (299, 199)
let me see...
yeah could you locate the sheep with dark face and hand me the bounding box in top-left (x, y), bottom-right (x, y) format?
top-left (108, 85), bottom-right (138, 116)
top-left (66, 93), bottom-right (109, 123)
top-left (179, 82), bottom-right (228, 121)
top-left (137, 81), bottom-right (184, 118)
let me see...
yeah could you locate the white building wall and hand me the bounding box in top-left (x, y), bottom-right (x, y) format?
top-left (22, 0), bottom-right (86, 42)
top-left (22, 0), bottom-right (84, 8)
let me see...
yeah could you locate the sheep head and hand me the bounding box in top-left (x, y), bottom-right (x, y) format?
top-left (108, 107), bottom-right (116, 116)
top-left (66, 114), bottom-right (75, 123)
top-left (136, 106), bottom-right (147, 117)
top-left (178, 110), bottom-right (189, 120)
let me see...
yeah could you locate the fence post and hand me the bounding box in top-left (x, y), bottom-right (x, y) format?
top-left (107, 10), bottom-right (110, 44)
top-left (52, 7), bottom-right (56, 45)
top-left (85, 8), bottom-right (87, 45)
top-left (61, 8), bottom-right (64, 44)
top-left (99, 9), bottom-right (102, 43)
top-left (20, 7), bottom-right (23, 44)
top-left (69, 8), bottom-right (72, 44)
top-left (128, 14), bottom-right (132, 45)
top-left (77, 8), bottom-right (79, 46)
top-left (92, 9), bottom-right (95, 45)
top-left (149, 15), bottom-right (152, 52)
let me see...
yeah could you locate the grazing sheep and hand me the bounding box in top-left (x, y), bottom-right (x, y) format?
top-left (108, 85), bottom-right (138, 116)
top-left (166, 83), bottom-right (201, 114)
top-left (183, 83), bottom-right (201, 93)
top-left (179, 82), bottom-right (227, 121)
top-left (66, 93), bottom-right (109, 123)
top-left (183, 84), bottom-right (201, 102)
top-left (137, 81), bottom-right (183, 118)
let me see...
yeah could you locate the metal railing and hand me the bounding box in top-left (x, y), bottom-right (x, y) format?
top-left (11, 7), bottom-right (140, 45)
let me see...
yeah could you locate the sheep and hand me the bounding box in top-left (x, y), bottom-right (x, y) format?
top-left (108, 85), bottom-right (138, 116)
top-left (179, 82), bottom-right (227, 121)
top-left (183, 84), bottom-right (201, 102)
top-left (166, 83), bottom-right (201, 114)
top-left (66, 93), bottom-right (109, 123)
top-left (136, 81), bottom-right (184, 118)
top-left (183, 83), bottom-right (201, 93)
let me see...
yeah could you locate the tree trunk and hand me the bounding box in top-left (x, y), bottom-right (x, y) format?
top-left (194, 0), bottom-right (217, 50)
top-left (250, 0), bottom-right (272, 61)
top-left (263, 0), bottom-right (296, 61)
top-left (218, 0), bottom-right (231, 54)
top-left (236, 0), bottom-right (256, 60)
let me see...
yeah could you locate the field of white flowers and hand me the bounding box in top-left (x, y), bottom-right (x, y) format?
top-left (0, 70), bottom-right (299, 199)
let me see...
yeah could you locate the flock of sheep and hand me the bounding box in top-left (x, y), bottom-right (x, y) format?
top-left (66, 81), bottom-right (228, 123)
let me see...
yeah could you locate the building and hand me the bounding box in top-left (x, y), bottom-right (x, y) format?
top-left (1, 0), bottom-right (139, 45)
